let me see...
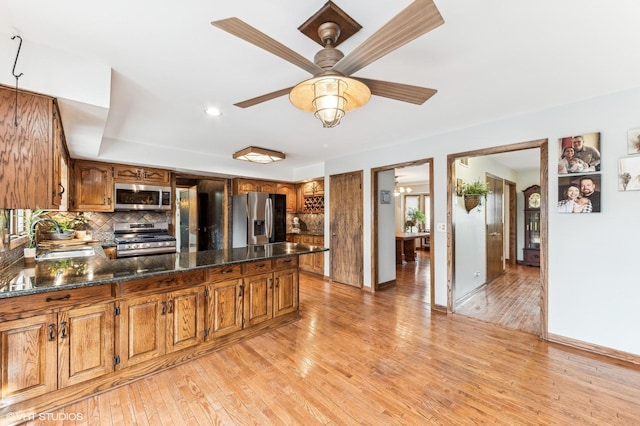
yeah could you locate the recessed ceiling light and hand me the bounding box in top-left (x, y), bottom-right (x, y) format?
top-left (205, 107), bottom-right (222, 116)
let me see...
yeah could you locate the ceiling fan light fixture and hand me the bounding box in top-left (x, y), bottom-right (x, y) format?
top-left (232, 146), bottom-right (285, 164)
top-left (290, 75), bottom-right (370, 128)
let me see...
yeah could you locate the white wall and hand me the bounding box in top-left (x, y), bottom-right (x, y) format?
top-left (377, 170), bottom-right (396, 284)
top-left (324, 86), bottom-right (640, 357)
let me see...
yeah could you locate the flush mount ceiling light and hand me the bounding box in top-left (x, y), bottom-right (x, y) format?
top-left (205, 107), bottom-right (222, 116)
top-left (232, 146), bottom-right (285, 164)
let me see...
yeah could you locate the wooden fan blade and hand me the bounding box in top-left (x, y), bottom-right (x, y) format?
top-left (333, 0), bottom-right (444, 76)
top-left (234, 87), bottom-right (294, 108)
top-left (212, 18), bottom-right (323, 76)
top-left (354, 78), bottom-right (437, 105)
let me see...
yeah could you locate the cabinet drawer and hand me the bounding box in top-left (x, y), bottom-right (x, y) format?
top-left (242, 260), bottom-right (272, 275)
top-left (207, 264), bottom-right (242, 282)
top-left (274, 256), bottom-right (298, 270)
top-left (0, 285), bottom-right (113, 318)
top-left (120, 270), bottom-right (205, 295)
top-left (312, 236), bottom-right (324, 246)
top-left (300, 235), bottom-right (314, 245)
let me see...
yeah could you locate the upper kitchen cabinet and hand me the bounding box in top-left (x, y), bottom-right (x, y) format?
top-left (69, 160), bottom-right (114, 212)
top-left (51, 100), bottom-right (70, 210)
top-left (113, 164), bottom-right (172, 186)
top-left (297, 179), bottom-right (324, 213)
top-left (276, 183), bottom-right (296, 213)
top-left (0, 86), bottom-right (68, 209)
top-left (232, 178), bottom-right (277, 194)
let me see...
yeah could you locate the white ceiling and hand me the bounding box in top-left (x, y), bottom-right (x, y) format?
top-left (2, 1), bottom-right (639, 180)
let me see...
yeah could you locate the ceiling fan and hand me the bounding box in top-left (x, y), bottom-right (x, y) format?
top-left (211, 0), bottom-right (444, 127)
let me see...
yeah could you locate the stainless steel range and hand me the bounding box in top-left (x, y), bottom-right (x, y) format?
top-left (114, 222), bottom-right (177, 258)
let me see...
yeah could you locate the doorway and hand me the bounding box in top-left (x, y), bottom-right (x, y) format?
top-left (371, 159), bottom-right (434, 302)
top-left (447, 139), bottom-right (548, 338)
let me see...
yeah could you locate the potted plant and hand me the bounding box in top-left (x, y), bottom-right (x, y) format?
top-left (72, 212), bottom-right (90, 239)
top-left (406, 207), bottom-right (426, 232)
top-left (461, 178), bottom-right (491, 213)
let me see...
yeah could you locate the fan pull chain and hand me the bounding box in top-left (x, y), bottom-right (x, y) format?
top-left (11, 35), bottom-right (24, 128)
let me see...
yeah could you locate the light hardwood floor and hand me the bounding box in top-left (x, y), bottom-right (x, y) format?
top-left (27, 259), bottom-right (640, 425)
top-left (455, 261), bottom-right (541, 335)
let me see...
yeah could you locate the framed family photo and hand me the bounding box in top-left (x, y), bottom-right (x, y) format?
top-left (558, 174), bottom-right (601, 213)
top-left (557, 132), bottom-right (601, 174)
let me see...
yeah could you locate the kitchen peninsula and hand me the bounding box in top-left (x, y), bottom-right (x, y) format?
top-left (0, 242), bottom-right (327, 421)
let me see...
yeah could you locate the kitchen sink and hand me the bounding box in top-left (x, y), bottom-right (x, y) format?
top-left (36, 247), bottom-right (96, 261)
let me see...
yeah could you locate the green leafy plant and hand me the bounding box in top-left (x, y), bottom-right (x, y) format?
top-left (461, 179), bottom-right (491, 197)
top-left (405, 208), bottom-right (426, 231)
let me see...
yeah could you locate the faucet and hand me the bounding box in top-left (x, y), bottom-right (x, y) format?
top-left (31, 218), bottom-right (61, 248)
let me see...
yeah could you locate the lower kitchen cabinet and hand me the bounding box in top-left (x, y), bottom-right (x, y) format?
top-left (0, 301), bottom-right (114, 405)
top-left (206, 278), bottom-right (244, 339)
top-left (243, 272), bottom-right (273, 327)
top-left (273, 268), bottom-right (299, 317)
top-left (58, 303), bottom-right (115, 388)
top-left (118, 285), bottom-right (205, 369)
top-left (0, 313), bottom-right (58, 404)
top-left (297, 235), bottom-right (325, 275)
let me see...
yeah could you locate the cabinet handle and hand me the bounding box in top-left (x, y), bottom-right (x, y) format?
top-left (221, 268), bottom-right (234, 274)
top-left (161, 301), bottom-right (167, 315)
top-left (255, 264), bottom-right (265, 269)
top-left (282, 259), bottom-right (292, 263)
top-left (58, 183), bottom-right (65, 195)
top-left (60, 321), bottom-right (68, 339)
top-left (48, 324), bottom-right (56, 341)
top-left (269, 278), bottom-right (273, 289)
top-left (168, 300), bottom-right (174, 314)
top-left (275, 278), bottom-right (279, 288)
top-left (46, 294), bottom-right (71, 302)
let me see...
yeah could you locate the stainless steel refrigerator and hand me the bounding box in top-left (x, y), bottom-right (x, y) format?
top-left (232, 192), bottom-right (287, 247)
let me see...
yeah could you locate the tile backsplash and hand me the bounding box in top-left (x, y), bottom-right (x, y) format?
top-left (287, 213), bottom-right (324, 234)
top-left (55, 211), bottom-right (172, 242)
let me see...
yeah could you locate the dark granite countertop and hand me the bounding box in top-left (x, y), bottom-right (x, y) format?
top-left (287, 231), bottom-right (324, 237)
top-left (0, 242), bottom-right (328, 299)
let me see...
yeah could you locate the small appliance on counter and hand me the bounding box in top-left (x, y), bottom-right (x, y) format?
top-left (291, 217), bottom-right (300, 234)
top-left (232, 192), bottom-right (286, 247)
top-left (114, 222), bottom-right (176, 258)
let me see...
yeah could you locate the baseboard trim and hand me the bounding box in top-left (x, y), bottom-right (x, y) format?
top-left (548, 333), bottom-right (640, 366)
top-left (376, 279), bottom-right (396, 290)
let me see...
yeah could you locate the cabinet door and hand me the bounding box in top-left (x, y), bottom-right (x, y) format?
top-left (58, 303), bottom-right (114, 388)
top-left (243, 272), bottom-right (273, 327)
top-left (51, 102), bottom-right (63, 208)
top-left (313, 237), bottom-right (325, 274)
top-left (113, 165), bottom-right (142, 183)
top-left (142, 167), bottom-right (171, 185)
top-left (0, 88), bottom-right (53, 209)
top-left (273, 269), bottom-right (299, 317)
top-left (258, 181), bottom-right (277, 193)
top-left (206, 279), bottom-right (243, 339)
top-left (71, 160), bottom-right (114, 212)
top-left (166, 287), bottom-right (204, 353)
top-left (118, 293), bottom-right (166, 369)
top-left (276, 183), bottom-right (297, 212)
top-left (299, 235), bottom-right (314, 271)
top-left (0, 313), bottom-right (57, 404)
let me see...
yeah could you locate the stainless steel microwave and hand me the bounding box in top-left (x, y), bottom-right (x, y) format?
top-left (114, 183), bottom-right (172, 211)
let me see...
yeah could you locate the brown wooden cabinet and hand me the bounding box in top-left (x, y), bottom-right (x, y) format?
top-left (296, 235), bottom-right (324, 275)
top-left (0, 87), bottom-right (61, 209)
top-left (0, 313), bottom-right (58, 404)
top-left (232, 178), bottom-right (277, 194)
top-left (113, 164), bottom-right (171, 186)
top-left (118, 285), bottom-right (205, 369)
top-left (296, 180), bottom-right (325, 213)
top-left (50, 101), bottom-right (69, 209)
top-left (0, 287), bottom-right (114, 405)
top-left (273, 268), bottom-right (299, 317)
top-left (58, 302), bottom-right (114, 388)
top-left (69, 160), bottom-right (114, 212)
top-left (276, 182), bottom-right (297, 212)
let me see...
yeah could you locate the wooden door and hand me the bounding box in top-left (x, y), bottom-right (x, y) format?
top-left (330, 171), bottom-right (363, 287)
top-left (0, 313), bottom-right (57, 403)
top-left (206, 279), bottom-right (244, 339)
top-left (118, 293), bottom-right (166, 369)
top-left (243, 272), bottom-right (273, 327)
top-left (486, 175), bottom-right (504, 282)
top-left (58, 303), bottom-right (114, 388)
top-left (273, 269), bottom-right (299, 317)
top-left (166, 286), bottom-right (204, 353)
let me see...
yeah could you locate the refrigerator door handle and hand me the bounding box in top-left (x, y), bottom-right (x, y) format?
top-left (265, 198), bottom-right (273, 239)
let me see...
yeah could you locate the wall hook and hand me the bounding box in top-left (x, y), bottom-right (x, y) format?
top-left (11, 35), bottom-right (24, 127)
